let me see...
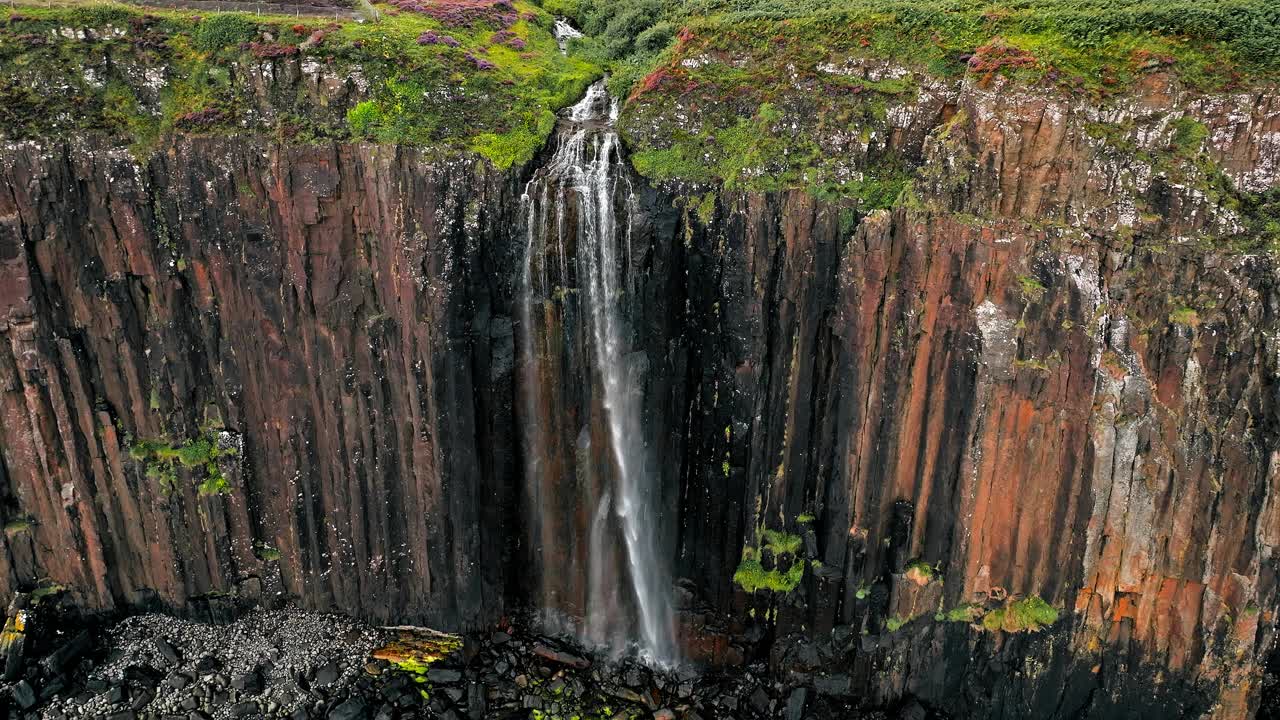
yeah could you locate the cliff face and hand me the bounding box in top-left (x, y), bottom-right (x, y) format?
top-left (662, 69), bottom-right (1280, 717)
top-left (1, 55), bottom-right (1279, 720)
top-left (0, 139), bottom-right (525, 629)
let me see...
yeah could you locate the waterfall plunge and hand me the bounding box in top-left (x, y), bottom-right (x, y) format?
top-left (518, 81), bottom-right (677, 666)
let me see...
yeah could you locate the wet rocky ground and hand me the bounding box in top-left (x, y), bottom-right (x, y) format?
top-left (0, 595), bottom-right (936, 720)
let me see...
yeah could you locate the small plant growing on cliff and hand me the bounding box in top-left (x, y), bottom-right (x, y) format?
top-left (3, 516), bottom-right (34, 536)
top-left (885, 615), bottom-right (912, 632)
top-left (904, 559), bottom-right (936, 586)
top-left (733, 546), bottom-right (805, 594)
top-left (981, 596), bottom-right (1059, 633)
top-left (1169, 306), bottom-right (1199, 326)
top-left (254, 542), bottom-right (282, 562)
top-left (943, 603), bottom-right (985, 624)
top-left (1017, 274), bottom-right (1046, 301)
top-left (130, 429), bottom-right (237, 496)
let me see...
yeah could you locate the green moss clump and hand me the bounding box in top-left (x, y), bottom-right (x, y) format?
top-left (255, 543), bottom-right (282, 562)
top-left (3, 517), bottom-right (34, 535)
top-left (130, 428), bottom-right (236, 496)
top-left (943, 603), bottom-right (985, 623)
top-left (903, 559), bottom-right (936, 584)
top-left (1017, 274), bottom-right (1047, 301)
top-left (733, 546), bottom-right (806, 595)
top-left (762, 528), bottom-right (803, 557)
top-left (1169, 306), bottom-right (1200, 326)
top-left (885, 615), bottom-right (912, 632)
top-left (981, 596), bottom-right (1059, 633)
top-left (29, 581), bottom-right (66, 605)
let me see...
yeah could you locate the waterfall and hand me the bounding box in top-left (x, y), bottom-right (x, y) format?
top-left (517, 79), bottom-right (677, 666)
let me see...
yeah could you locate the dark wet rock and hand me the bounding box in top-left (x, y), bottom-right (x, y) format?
top-left (12, 679), bottom-right (36, 709)
top-left (229, 700), bottom-right (259, 717)
top-left (154, 638), bottom-right (181, 666)
top-left (105, 684), bottom-right (126, 704)
top-left (232, 669), bottom-right (263, 695)
top-left (130, 681), bottom-right (154, 707)
top-left (328, 697), bottom-right (368, 720)
top-left (786, 687), bottom-right (809, 720)
top-left (426, 667), bottom-right (461, 684)
top-left (749, 686), bottom-right (772, 714)
top-left (314, 663), bottom-right (341, 687)
top-left (166, 673), bottom-right (191, 690)
top-left (124, 666), bottom-right (160, 686)
top-left (195, 656), bottom-right (221, 675)
top-left (814, 674), bottom-right (853, 697)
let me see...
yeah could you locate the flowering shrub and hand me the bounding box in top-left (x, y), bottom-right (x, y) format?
top-left (966, 40), bottom-right (1036, 82)
top-left (417, 31), bottom-right (460, 47)
top-left (465, 52), bottom-right (495, 70)
top-left (385, 0), bottom-right (517, 29)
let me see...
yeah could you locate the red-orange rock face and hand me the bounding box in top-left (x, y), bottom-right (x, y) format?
top-left (0, 141), bottom-right (525, 629)
top-left (0, 69), bottom-right (1277, 717)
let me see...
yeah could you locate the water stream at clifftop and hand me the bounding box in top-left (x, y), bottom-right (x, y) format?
top-left (517, 80), bottom-right (677, 666)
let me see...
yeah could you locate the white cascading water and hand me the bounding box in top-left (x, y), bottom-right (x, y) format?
top-left (517, 78), bottom-right (677, 666)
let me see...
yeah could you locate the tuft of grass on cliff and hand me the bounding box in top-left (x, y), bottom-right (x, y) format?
top-left (0, 0), bottom-right (599, 168)
top-left (551, 0), bottom-right (1280, 196)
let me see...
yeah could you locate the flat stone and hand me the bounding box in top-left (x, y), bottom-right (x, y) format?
top-left (232, 670), bottom-right (263, 695)
top-left (531, 643), bottom-right (589, 669)
top-left (154, 638), bottom-right (182, 666)
top-left (426, 667), bottom-right (462, 684)
top-left (166, 673), bottom-right (191, 690)
top-left (229, 701), bottom-right (259, 717)
top-left (313, 663), bottom-right (340, 686)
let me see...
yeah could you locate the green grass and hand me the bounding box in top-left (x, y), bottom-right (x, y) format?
top-left (596, 0), bottom-right (1280, 192)
top-left (1, 0), bottom-right (600, 167)
top-left (564, 0), bottom-right (1280, 93)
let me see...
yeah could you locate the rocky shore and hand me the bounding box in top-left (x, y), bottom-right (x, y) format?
top-left (0, 600), bottom-right (929, 720)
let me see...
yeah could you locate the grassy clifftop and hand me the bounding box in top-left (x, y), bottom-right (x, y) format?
top-left (0, 0), bottom-right (598, 167)
top-left (542, 0), bottom-right (1280, 234)
top-left (553, 0), bottom-right (1280, 97)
